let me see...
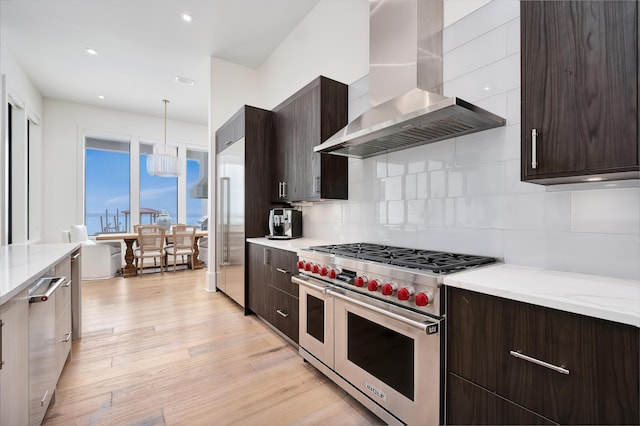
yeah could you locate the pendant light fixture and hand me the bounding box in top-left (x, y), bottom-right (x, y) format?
top-left (146, 99), bottom-right (180, 177)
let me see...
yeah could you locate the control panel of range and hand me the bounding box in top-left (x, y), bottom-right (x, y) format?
top-left (297, 259), bottom-right (438, 315)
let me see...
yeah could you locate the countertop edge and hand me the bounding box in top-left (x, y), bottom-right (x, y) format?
top-left (246, 237), bottom-right (335, 253)
top-left (0, 243), bottom-right (81, 305)
top-left (443, 265), bottom-right (640, 328)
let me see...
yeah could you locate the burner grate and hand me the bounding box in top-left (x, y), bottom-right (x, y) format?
top-left (308, 243), bottom-right (496, 273)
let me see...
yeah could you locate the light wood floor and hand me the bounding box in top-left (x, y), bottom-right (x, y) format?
top-left (43, 269), bottom-right (384, 425)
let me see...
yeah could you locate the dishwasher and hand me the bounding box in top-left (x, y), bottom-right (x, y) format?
top-left (28, 272), bottom-right (66, 426)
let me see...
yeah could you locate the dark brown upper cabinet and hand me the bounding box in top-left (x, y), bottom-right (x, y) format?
top-left (272, 76), bottom-right (348, 202)
top-left (521, 1), bottom-right (639, 184)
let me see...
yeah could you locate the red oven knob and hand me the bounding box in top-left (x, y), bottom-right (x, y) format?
top-left (312, 264), bottom-right (320, 274)
top-left (354, 276), bottom-right (367, 287)
top-left (304, 262), bottom-right (312, 272)
top-left (368, 279), bottom-right (380, 292)
top-left (328, 269), bottom-right (339, 279)
top-left (398, 287), bottom-right (413, 301)
top-left (297, 261), bottom-right (305, 270)
top-left (381, 283), bottom-right (397, 296)
top-left (415, 292), bottom-right (431, 307)
top-left (320, 266), bottom-right (328, 276)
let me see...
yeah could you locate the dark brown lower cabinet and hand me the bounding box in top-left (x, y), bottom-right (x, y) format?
top-left (247, 242), bottom-right (299, 344)
top-left (446, 287), bottom-right (640, 425)
top-left (447, 373), bottom-right (556, 425)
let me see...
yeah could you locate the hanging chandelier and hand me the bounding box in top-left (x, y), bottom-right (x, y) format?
top-left (146, 99), bottom-right (180, 177)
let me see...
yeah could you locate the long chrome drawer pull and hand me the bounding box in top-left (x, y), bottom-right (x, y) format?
top-left (328, 289), bottom-right (437, 334)
top-left (41, 390), bottom-right (49, 407)
top-left (276, 309), bottom-right (289, 318)
top-left (71, 252), bottom-right (80, 260)
top-left (292, 275), bottom-right (328, 294)
top-left (29, 277), bottom-right (66, 303)
top-left (510, 350), bottom-right (569, 375)
top-left (276, 268), bottom-right (289, 274)
top-left (61, 332), bottom-right (73, 343)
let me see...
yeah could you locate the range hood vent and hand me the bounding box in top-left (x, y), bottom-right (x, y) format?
top-left (315, 0), bottom-right (505, 159)
top-left (189, 152), bottom-right (208, 199)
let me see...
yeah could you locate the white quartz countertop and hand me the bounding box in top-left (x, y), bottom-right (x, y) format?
top-left (0, 243), bottom-right (80, 304)
top-left (246, 237), bottom-right (336, 253)
top-left (444, 264), bottom-right (640, 328)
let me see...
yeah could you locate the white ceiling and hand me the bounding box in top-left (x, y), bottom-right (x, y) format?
top-left (1, 0), bottom-right (322, 125)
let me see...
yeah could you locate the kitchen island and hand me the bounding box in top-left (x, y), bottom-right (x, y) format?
top-left (0, 242), bottom-right (80, 425)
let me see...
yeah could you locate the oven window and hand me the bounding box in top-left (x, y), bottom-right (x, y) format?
top-left (306, 294), bottom-right (325, 343)
top-left (347, 313), bottom-right (414, 400)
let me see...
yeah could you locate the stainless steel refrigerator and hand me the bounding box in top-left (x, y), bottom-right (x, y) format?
top-left (216, 137), bottom-right (246, 307)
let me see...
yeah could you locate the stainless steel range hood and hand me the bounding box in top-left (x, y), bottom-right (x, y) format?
top-left (314, 0), bottom-right (505, 159)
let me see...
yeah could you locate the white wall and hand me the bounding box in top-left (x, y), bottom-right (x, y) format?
top-left (0, 41), bottom-right (44, 244)
top-left (41, 99), bottom-right (208, 243)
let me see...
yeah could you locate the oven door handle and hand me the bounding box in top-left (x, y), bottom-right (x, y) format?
top-left (327, 289), bottom-right (438, 334)
top-left (292, 275), bottom-right (329, 294)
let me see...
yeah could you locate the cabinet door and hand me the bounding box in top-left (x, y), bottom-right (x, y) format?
top-left (447, 287), bottom-right (501, 391)
top-left (216, 109), bottom-right (245, 154)
top-left (247, 243), bottom-right (268, 318)
top-left (521, 1), bottom-right (639, 184)
top-left (272, 101), bottom-right (295, 202)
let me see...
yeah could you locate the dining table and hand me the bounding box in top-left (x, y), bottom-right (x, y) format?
top-left (96, 230), bottom-right (208, 277)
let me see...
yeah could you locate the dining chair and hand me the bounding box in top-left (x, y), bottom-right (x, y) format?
top-left (164, 225), bottom-right (197, 272)
top-left (134, 225), bottom-right (166, 275)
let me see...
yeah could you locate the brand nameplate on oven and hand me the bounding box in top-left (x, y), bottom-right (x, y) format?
top-left (427, 324), bottom-right (439, 335)
top-left (365, 381), bottom-right (387, 401)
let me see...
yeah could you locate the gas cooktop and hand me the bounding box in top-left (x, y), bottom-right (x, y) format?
top-left (307, 243), bottom-right (496, 274)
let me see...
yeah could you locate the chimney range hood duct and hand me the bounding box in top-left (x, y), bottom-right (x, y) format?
top-left (314, 0), bottom-right (505, 159)
top-left (189, 152), bottom-right (209, 199)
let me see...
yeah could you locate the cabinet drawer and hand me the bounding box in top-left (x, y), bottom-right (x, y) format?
top-left (447, 373), bottom-right (556, 425)
top-left (55, 279), bottom-right (72, 320)
top-left (268, 286), bottom-right (299, 344)
top-left (498, 301), bottom-right (640, 425)
top-left (55, 303), bottom-right (72, 381)
top-left (270, 249), bottom-right (298, 297)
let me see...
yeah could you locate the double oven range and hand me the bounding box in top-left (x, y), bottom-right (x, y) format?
top-left (293, 243), bottom-right (497, 425)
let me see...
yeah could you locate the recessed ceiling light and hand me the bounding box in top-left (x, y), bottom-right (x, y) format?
top-left (175, 76), bottom-right (195, 86)
top-left (85, 47), bottom-right (98, 56)
top-left (98, 95), bottom-right (105, 100)
top-left (181, 13), bottom-right (193, 23)
top-left (484, 86), bottom-right (491, 91)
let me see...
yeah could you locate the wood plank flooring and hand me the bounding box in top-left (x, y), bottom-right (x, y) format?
top-left (43, 269), bottom-right (384, 425)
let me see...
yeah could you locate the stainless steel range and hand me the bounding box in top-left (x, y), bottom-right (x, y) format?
top-left (293, 243), bottom-right (497, 425)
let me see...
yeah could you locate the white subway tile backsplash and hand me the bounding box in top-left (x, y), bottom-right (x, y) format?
top-left (444, 54), bottom-right (520, 102)
top-left (443, 0), bottom-right (520, 52)
top-left (454, 126), bottom-right (508, 166)
top-left (417, 172), bottom-right (429, 199)
top-left (505, 17), bottom-right (520, 56)
top-left (544, 192), bottom-right (572, 231)
top-left (405, 174), bottom-right (417, 199)
top-left (430, 170), bottom-right (447, 198)
top-left (388, 201), bottom-right (404, 224)
top-left (465, 163), bottom-right (506, 196)
top-left (506, 89), bottom-right (521, 125)
top-left (407, 199), bottom-right (427, 225)
top-left (501, 194), bottom-right (545, 230)
top-left (444, 26), bottom-right (508, 81)
top-left (546, 232), bottom-right (640, 280)
top-left (383, 176), bottom-right (403, 201)
top-left (572, 188), bottom-right (640, 234)
top-left (503, 230), bottom-right (548, 266)
top-left (504, 158), bottom-right (545, 194)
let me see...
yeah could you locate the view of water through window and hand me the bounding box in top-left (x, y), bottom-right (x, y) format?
top-left (85, 137), bottom-right (207, 236)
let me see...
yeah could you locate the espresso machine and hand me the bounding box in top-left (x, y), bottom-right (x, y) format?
top-left (267, 208), bottom-right (302, 239)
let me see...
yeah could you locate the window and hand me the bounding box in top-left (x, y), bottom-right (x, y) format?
top-left (187, 149), bottom-right (208, 227)
top-left (85, 137), bottom-right (130, 236)
top-left (140, 142), bottom-right (178, 225)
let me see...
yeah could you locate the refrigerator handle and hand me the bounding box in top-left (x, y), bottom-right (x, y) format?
top-left (221, 177), bottom-right (230, 264)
